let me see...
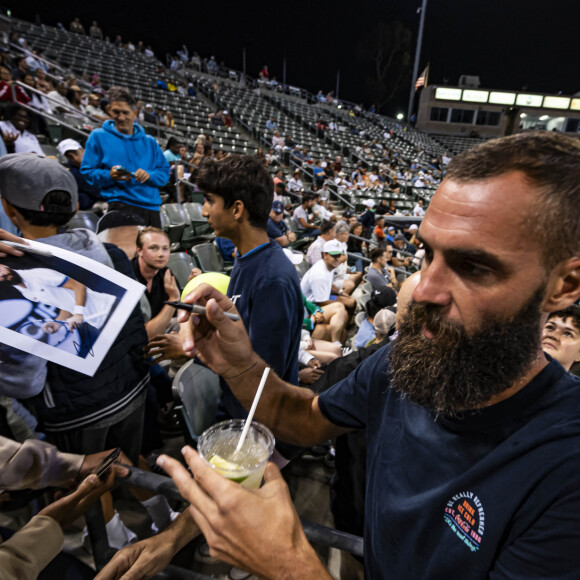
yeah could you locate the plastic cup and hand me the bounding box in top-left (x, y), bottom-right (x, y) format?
top-left (198, 419), bottom-right (275, 489)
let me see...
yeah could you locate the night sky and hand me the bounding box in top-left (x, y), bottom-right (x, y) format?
top-left (11, 0), bottom-right (580, 117)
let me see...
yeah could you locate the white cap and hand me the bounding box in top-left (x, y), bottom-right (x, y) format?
top-left (57, 139), bottom-right (82, 157)
top-left (409, 224), bottom-right (418, 231)
top-left (322, 240), bottom-right (345, 255)
top-left (363, 199), bottom-right (375, 208)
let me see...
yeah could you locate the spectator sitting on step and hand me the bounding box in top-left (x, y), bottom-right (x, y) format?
top-left (132, 227), bottom-right (181, 339)
top-left (291, 144), bottom-right (304, 166)
top-left (314, 192), bottom-right (336, 222)
top-left (367, 246), bottom-right (398, 292)
top-left (372, 214), bottom-right (387, 248)
top-left (84, 93), bottom-right (109, 122)
top-left (267, 200), bottom-right (296, 247)
top-left (333, 221), bottom-right (363, 296)
top-left (69, 17), bottom-right (86, 34)
top-left (301, 239), bottom-right (356, 331)
top-left (20, 73), bottom-right (51, 114)
top-left (353, 287), bottom-right (397, 349)
top-left (292, 192), bottom-right (320, 237)
top-left (306, 220), bottom-right (336, 265)
top-left (265, 148), bottom-right (279, 166)
top-left (0, 105), bottom-right (43, 155)
top-left (47, 82), bottom-right (73, 113)
top-left (266, 116), bottom-right (277, 131)
top-left (288, 168), bottom-right (305, 196)
top-left (33, 69), bottom-right (53, 94)
top-left (391, 233), bottom-right (415, 269)
top-left (89, 20), bottom-right (103, 39)
top-left (542, 305), bottom-right (580, 373)
top-left (66, 85), bottom-right (86, 115)
top-left (0, 65), bottom-right (30, 104)
top-left (57, 139), bottom-right (106, 213)
top-left (272, 130), bottom-right (284, 153)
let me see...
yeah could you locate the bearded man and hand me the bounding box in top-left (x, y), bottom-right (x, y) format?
top-left (95, 132), bottom-right (580, 580)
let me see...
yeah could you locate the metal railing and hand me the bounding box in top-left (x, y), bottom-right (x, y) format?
top-left (120, 466), bottom-right (364, 557)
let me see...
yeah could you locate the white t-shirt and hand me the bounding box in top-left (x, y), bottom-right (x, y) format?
top-left (0, 122), bottom-right (43, 156)
top-left (15, 268), bottom-right (116, 329)
top-left (300, 259), bottom-right (335, 303)
top-left (306, 236), bottom-right (326, 265)
top-left (413, 204), bottom-right (425, 217)
top-left (288, 177), bottom-right (303, 193)
top-left (293, 205), bottom-right (309, 228)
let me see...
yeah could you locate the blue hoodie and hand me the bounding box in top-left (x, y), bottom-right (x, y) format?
top-left (80, 120), bottom-right (170, 210)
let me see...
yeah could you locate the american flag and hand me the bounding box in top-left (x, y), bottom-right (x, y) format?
top-left (415, 65), bottom-right (429, 91)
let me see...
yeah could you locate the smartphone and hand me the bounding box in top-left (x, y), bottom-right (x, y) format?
top-left (115, 166), bottom-right (134, 177)
top-left (93, 447), bottom-right (121, 481)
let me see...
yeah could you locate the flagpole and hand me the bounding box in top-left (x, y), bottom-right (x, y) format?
top-left (407, 0), bottom-right (429, 122)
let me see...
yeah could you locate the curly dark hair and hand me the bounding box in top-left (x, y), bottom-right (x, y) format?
top-left (196, 155), bottom-right (273, 229)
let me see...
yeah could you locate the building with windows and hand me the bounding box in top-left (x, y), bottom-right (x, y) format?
top-left (417, 84), bottom-right (580, 138)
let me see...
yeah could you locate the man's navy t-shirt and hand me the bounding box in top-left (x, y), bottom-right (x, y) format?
top-left (221, 241), bottom-right (302, 420)
top-left (318, 347), bottom-right (580, 579)
top-left (266, 217), bottom-right (287, 240)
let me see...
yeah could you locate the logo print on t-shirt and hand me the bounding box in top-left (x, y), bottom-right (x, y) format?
top-left (444, 491), bottom-right (485, 552)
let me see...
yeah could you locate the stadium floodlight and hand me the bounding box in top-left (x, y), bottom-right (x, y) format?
top-left (539, 115), bottom-right (549, 121)
top-left (396, 113), bottom-right (404, 120)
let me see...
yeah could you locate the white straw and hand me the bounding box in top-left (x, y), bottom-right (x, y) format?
top-left (234, 366), bottom-right (271, 455)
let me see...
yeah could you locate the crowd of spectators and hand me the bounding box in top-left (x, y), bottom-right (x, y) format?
top-left (1, 15), bottom-right (580, 580)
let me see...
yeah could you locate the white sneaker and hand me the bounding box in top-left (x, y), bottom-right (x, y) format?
top-left (82, 511), bottom-right (137, 552)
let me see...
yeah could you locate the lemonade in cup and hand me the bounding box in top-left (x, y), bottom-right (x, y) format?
top-left (198, 419), bottom-right (275, 489)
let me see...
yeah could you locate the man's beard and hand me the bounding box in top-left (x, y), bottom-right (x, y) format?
top-left (388, 286), bottom-right (545, 417)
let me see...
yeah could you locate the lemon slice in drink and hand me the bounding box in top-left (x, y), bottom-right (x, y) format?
top-left (209, 454), bottom-right (248, 484)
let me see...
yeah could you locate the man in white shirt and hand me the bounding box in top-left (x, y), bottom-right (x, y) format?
top-left (300, 240), bottom-right (351, 344)
top-left (0, 106), bottom-right (43, 155)
top-left (292, 193), bottom-right (320, 237)
top-left (306, 220), bottom-right (336, 265)
top-left (288, 169), bottom-right (304, 195)
top-left (413, 199), bottom-right (425, 217)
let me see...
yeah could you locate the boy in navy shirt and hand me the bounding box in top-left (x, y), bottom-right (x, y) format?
top-left (195, 156), bottom-right (303, 458)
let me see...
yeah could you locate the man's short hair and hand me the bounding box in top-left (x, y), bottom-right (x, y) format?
top-left (446, 132), bottom-right (580, 268)
top-left (196, 155), bottom-right (273, 229)
top-left (335, 221), bottom-right (350, 235)
top-left (547, 305), bottom-right (580, 331)
top-left (320, 220), bottom-right (335, 235)
top-left (301, 192), bottom-right (315, 204)
top-left (136, 226), bottom-right (169, 249)
top-left (107, 86), bottom-right (135, 106)
top-left (370, 247), bottom-right (385, 262)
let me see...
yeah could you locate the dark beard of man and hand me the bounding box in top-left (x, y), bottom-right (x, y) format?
top-left (388, 285), bottom-right (546, 417)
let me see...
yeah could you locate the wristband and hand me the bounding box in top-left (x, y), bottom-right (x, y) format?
top-left (74, 305), bottom-right (85, 315)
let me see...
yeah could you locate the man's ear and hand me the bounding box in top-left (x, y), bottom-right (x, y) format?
top-left (232, 200), bottom-right (245, 221)
top-left (543, 257), bottom-right (580, 313)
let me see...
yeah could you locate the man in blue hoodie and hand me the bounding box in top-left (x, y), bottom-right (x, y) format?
top-left (80, 86), bottom-right (170, 227)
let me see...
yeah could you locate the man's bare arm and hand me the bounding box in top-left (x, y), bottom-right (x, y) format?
top-left (179, 284), bottom-right (349, 447)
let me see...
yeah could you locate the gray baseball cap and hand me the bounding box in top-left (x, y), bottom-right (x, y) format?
top-left (0, 153), bottom-right (78, 212)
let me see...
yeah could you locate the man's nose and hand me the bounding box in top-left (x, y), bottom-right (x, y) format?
top-left (412, 259), bottom-right (452, 308)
